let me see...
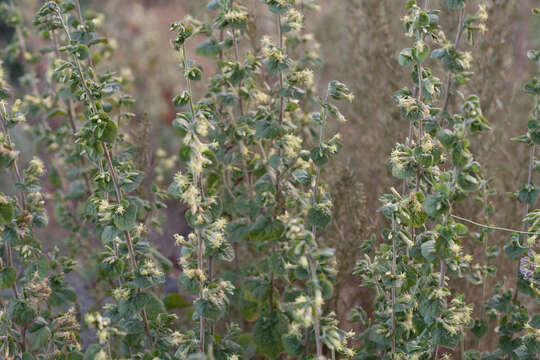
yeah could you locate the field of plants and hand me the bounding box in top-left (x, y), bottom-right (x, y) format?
top-left (0, 0), bottom-right (538, 359)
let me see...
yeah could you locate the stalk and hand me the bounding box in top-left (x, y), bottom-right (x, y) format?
top-left (390, 213), bottom-right (397, 355)
top-left (0, 103), bottom-right (22, 301)
top-left (50, 29), bottom-right (93, 194)
top-left (309, 92), bottom-right (330, 359)
top-left (180, 42), bottom-right (206, 352)
top-left (56, 8), bottom-right (154, 348)
top-left (231, 0), bottom-right (244, 117)
top-left (514, 61), bottom-right (539, 302)
top-left (479, 190), bottom-right (489, 322)
top-left (0, 102), bottom-right (28, 352)
top-left (268, 11), bottom-right (286, 315)
top-left (434, 5), bottom-right (466, 359)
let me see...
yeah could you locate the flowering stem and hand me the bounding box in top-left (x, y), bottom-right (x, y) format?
top-left (56, 7), bottom-right (154, 348)
top-left (50, 29), bottom-right (93, 194)
top-left (309, 92), bottom-right (329, 359)
top-left (390, 213), bottom-right (397, 355)
top-left (268, 12), bottom-right (286, 315)
top-left (514, 87), bottom-right (538, 303)
top-left (180, 42), bottom-right (206, 353)
top-left (227, 3), bottom-right (252, 195)
top-left (231, 0), bottom-right (244, 117)
top-left (0, 104), bottom-right (26, 211)
top-left (0, 102), bottom-right (26, 351)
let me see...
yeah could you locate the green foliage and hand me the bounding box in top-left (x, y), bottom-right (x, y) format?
top-left (0, 0), bottom-right (537, 359)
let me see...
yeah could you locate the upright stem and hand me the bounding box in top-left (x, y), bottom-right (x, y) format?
top-left (228, 1), bottom-right (252, 194)
top-left (50, 29), bottom-right (92, 194)
top-left (309, 94), bottom-right (328, 359)
top-left (442, 8), bottom-right (465, 114)
top-left (180, 43), bottom-right (206, 352)
top-left (0, 105), bottom-right (26, 211)
top-left (274, 12), bottom-right (285, 208)
top-left (1, 103), bottom-right (25, 351)
top-left (230, 0), bottom-right (244, 117)
top-left (514, 121), bottom-right (537, 302)
top-left (268, 13), bottom-right (286, 316)
top-left (57, 8), bottom-right (153, 347)
top-left (479, 190), bottom-right (489, 322)
top-left (390, 213), bottom-right (397, 355)
top-left (197, 228), bottom-right (205, 352)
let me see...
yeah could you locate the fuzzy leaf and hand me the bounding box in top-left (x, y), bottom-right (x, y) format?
top-left (0, 266), bottom-right (16, 289)
top-left (249, 215), bottom-right (284, 242)
top-left (0, 199), bottom-right (14, 225)
top-left (253, 312), bottom-right (287, 358)
top-left (113, 201), bottom-right (137, 231)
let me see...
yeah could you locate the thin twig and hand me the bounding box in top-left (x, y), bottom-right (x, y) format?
top-left (451, 214), bottom-right (540, 235)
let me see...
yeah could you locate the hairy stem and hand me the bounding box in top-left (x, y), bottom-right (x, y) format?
top-left (57, 8), bottom-right (154, 347)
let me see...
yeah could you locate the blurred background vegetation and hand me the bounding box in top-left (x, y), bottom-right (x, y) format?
top-left (1, 0), bottom-right (539, 352)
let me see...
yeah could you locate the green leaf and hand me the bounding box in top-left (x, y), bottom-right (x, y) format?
top-left (173, 91), bottom-right (190, 108)
top-left (423, 195), bottom-right (447, 217)
top-left (412, 41), bottom-right (430, 63)
top-left (282, 333), bottom-right (304, 357)
top-left (133, 264), bottom-right (165, 289)
top-left (119, 291), bottom-right (151, 318)
top-left (455, 223), bottom-right (468, 235)
top-left (100, 121), bottom-right (117, 143)
top-left (253, 312), bottom-right (287, 359)
top-left (188, 66), bottom-right (203, 81)
top-left (318, 274), bottom-right (334, 300)
top-left (515, 184), bottom-right (540, 205)
top-left (178, 271), bottom-right (200, 294)
top-left (307, 205), bottom-right (331, 229)
top-left (9, 300), bottom-right (36, 326)
top-left (0, 266), bottom-right (16, 289)
top-left (249, 215), bottom-right (284, 242)
top-left (30, 326), bottom-right (51, 351)
top-left (0, 198), bottom-right (14, 225)
top-left (421, 240), bottom-right (437, 262)
top-left (67, 352), bottom-right (84, 360)
top-left (471, 319), bottom-right (488, 339)
top-left (503, 236), bottom-right (527, 260)
top-left (48, 281), bottom-right (77, 307)
top-left (194, 297), bottom-right (226, 320)
top-left (145, 292), bottom-right (166, 318)
top-left (46, 108), bottom-right (69, 119)
top-left (196, 38), bottom-right (221, 57)
top-left (101, 225), bottom-right (121, 244)
top-left (243, 277), bottom-right (270, 304)
top-left (269, 154), bottom-right (281, 170)
top-left (310, 146), bottom-right (328, 167)
top-left (292, 170), bottom-right (310, 186)
top-left (113, 200), bottom-right (137, 231)
top-left (164, 293), bottom-right (191, 310)
top-left (75, 44), bottom-right (90, 60)
top-left (398, 48), bottom-right (414, 67)
top-left (524, 78), bottom-right (540, 95)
